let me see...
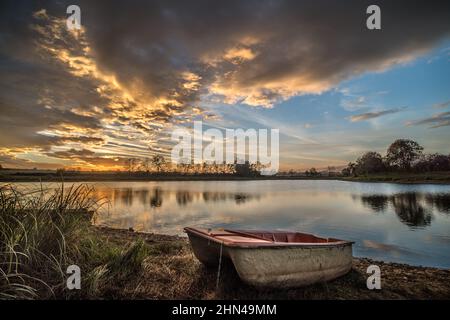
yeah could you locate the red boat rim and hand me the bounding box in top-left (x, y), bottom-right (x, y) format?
top-left (184, 227), bottom-right (354, 248)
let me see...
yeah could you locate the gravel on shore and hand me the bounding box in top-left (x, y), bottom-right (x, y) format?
top-left (94, 226), bottom-right (450, 300)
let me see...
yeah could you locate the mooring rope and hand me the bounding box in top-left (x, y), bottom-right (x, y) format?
top-left (215, 241), bottom-right (223, 291)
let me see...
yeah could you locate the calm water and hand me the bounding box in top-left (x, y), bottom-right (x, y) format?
top-left (17, 180), bottom-right (450, 268)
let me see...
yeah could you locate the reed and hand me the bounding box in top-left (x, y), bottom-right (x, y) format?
top-left (0, 183), bottom-right (148, 299)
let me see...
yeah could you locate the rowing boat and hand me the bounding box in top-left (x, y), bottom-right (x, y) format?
top-left (184, 227), bottom-right (353, 288)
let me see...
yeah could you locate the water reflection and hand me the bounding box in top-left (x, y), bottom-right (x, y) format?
top-left (359, 195), bottom-right (389, 212)
top-left (425, 194), bottom-right (450, 213)
top-left (391, 194), bottom-right (432, 228)
top-left (357, 193), bottom-right (450, 228)
top-left (12, 181), bottom-right (450, 268)
top-left (95, 187), bottom-right (258, 209)
top-left (101, 186), bottom-right (450, 230)
top-left (151, 188), bottom-right (163, 207)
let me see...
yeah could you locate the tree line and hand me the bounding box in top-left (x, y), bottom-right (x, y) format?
top-left (122, 155), bottom-right (263, 176)
top-left (341, 139), bottom-right (450, 176)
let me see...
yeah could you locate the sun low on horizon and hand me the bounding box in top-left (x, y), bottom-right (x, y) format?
top-left (0, 0), bottom-right (449, 172)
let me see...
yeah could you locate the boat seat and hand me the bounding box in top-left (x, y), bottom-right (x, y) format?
top-left (215, 235), bottom-right (272, 244)
top-left (197, 228), bottom-right (236, 237)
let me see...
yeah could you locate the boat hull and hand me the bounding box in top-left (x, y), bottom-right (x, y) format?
top-left (227, 244), bottom-right (352, 288)
top-left (186, 228), bottom-right (353, 288)
top-left (187, 231), bottom-right (229, 266)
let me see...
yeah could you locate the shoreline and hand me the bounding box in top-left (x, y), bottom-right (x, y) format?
top-left (1, 175), bottom-right (450, 185)
top-left (93, 225), bottom-right (450, 299)
top-left (96, 225), bottom-right (448, 269)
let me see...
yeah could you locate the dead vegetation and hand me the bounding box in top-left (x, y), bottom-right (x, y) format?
top-left (95, 226), bottom-right (450, 300)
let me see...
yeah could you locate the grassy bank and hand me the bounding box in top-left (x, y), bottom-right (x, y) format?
top-left (342, 171), bottom-right (450, 184)
top-left (0, 170), bottom-right (335, 183)
top-left (1, 184), bottom-right (449, 299)
top-left (1, 169), bottom-right (450, 184)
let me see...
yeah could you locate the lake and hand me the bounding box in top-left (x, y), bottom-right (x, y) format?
top-left (16, 180), bottom-right (450, 268)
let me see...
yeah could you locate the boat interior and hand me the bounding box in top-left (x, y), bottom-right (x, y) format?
top-left (186, 227), bottom-right (344, 245)
top-left (232, 230), bottom-right (341, 243)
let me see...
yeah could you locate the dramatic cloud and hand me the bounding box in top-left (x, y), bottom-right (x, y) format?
top-left (349, 108), bottom-right (406, 122)
top-left (406, 111), bottom-right (450, 128)
top-left (46, 148), bottom-right (96, 159)
top-left (0, 152), bottom-right (60, 170)
top-left (0, 0), bottom-right (449, 168)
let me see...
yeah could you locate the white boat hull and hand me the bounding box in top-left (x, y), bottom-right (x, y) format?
top-left (227, 245), bottom-right (353, 288)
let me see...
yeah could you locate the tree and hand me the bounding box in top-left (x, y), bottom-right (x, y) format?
top-left (342, 162), bottom-right (356, 176)
top-left (235, 161), bottom-right (255, 177)
top-left (327, 166), bottom-right (337, 176)
top-left (355, 151), bottom-right (385, 175)
top-left (143, 157), bottom-right (151, 172)
top-left (386, 139), bottom-right (423, 171)
top-left (125, 158), bottom-right (136, 173)
top-left (341, 167), bottom-right (350, 176)
top-left (151, 155), bottom-right (166, 172)
top-left (305, 167), bottom-right (319, 176)
top-left (414, 153), bottom-right (450, 172)
top-left (427, 154), bottom-right (450, 171)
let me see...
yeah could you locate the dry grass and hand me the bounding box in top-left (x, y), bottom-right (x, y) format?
top-left (94, 227), bottom-right (450, 300)
top-left (0, 183), bottom-right (102, 299)
top-left (0, 184), bottom-right (150, 300)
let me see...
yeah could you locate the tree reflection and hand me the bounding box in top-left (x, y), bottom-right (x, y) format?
top-left (359, 193), bottom-right (434, 228)
top-left (390, 193), bottom-right (432, 228)
top-left (425, 194), bottom-right (450, 214)
top-left (117, 188), bottom-right (134, 206)
top-left (202, 192), bottom-right (227, 203)
top-left (150, 187), bottom-right (163, 207)
top-left (360, 195), bottom-right (389, 212)
top-left (234, 193), bottom-right (251, 204)
top-left (202, 191), bottom-right (255, 205)
top-left (98, 186), bottom-right (259, 209)
top-left (176, 191), bottom-right (194, 206)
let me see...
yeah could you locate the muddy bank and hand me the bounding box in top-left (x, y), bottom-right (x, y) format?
top-left (94, 226), bottom-right (450, 300)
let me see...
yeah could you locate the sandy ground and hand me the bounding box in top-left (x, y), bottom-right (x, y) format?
top-left (94, 226), bottom-right (450, 300)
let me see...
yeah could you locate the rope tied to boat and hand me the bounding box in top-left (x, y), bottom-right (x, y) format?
top-left (215, 241), bottom-right (223, 291)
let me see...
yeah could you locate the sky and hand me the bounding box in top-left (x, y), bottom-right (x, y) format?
top-left (0, 0), bottom-right (449, 171)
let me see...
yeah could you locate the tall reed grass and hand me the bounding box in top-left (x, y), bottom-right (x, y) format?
top-left (0, 183), bottom-right (148, 299)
